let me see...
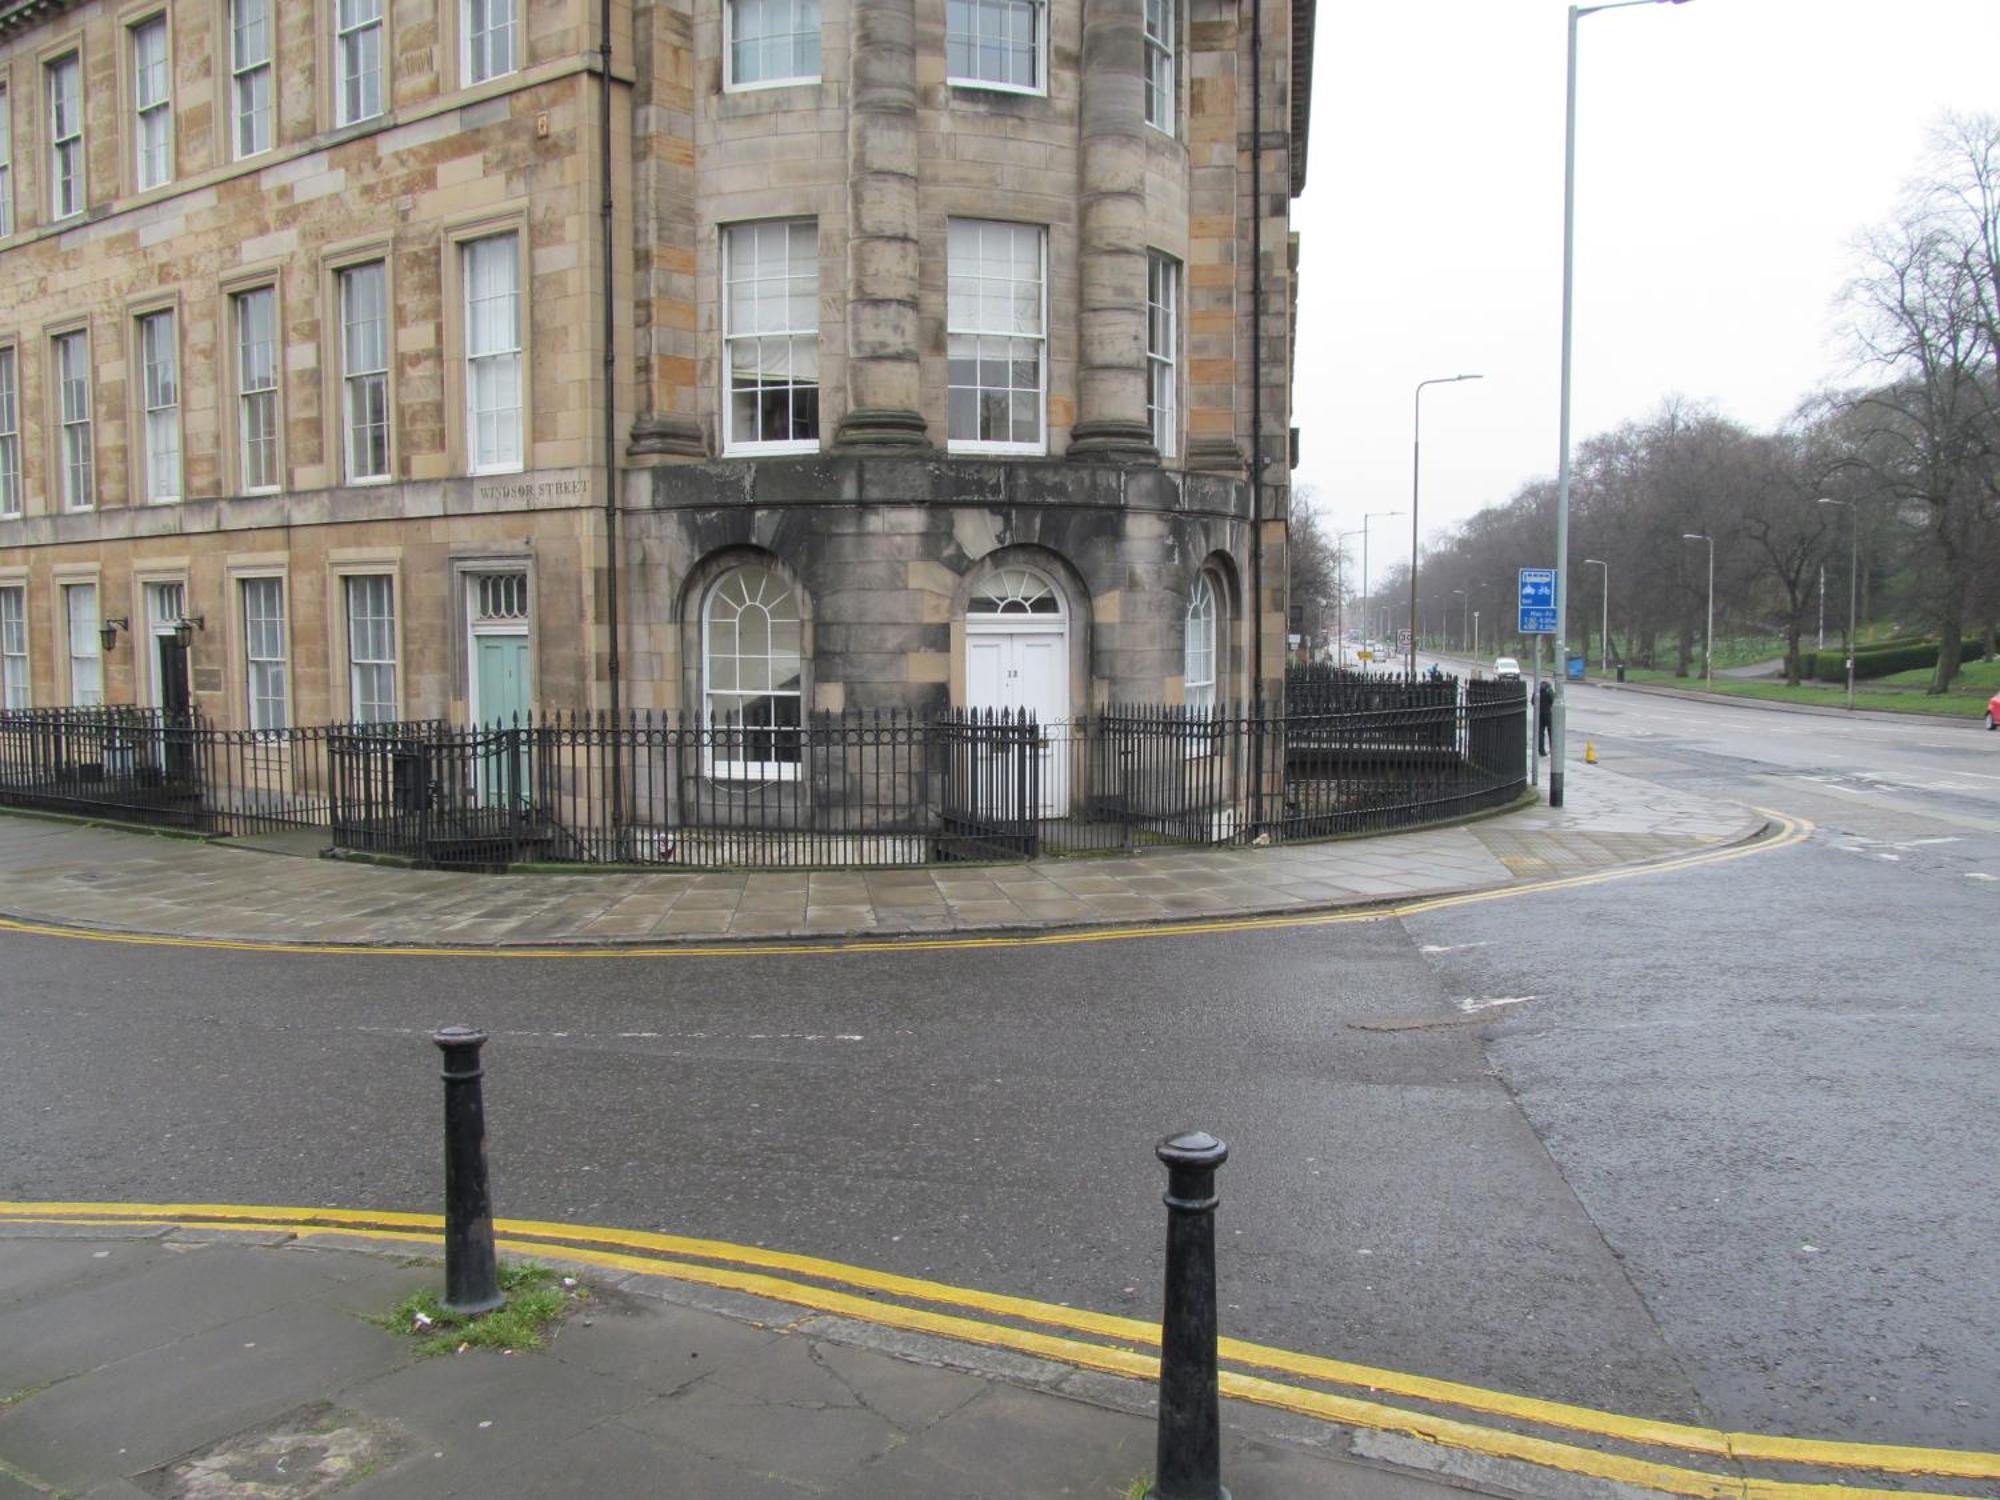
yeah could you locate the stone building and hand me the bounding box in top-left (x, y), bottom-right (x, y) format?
top-left (0, 0), bottom-right (1311, 771)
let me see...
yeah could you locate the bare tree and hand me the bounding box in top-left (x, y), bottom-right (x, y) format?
top-left (1842, 113), bottom-right (2000, 692)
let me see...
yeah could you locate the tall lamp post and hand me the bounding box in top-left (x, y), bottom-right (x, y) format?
top-left (1410, 374), bottom-right (1483, 676)
top-left (1583, 558), bottom-right (1609, 672)
top-left (1818, 497), bottom-right (1857, 710)
top-left (1336, 528), bottom-right (1365, 664)
top-left (1550, 0), bottom-right (1693, 806)
top-left (1361, 511), bottom-right (1403, 663)
top-left (1682, 532), bottom-right (1713, 690)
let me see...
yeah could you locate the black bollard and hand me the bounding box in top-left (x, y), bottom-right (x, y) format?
top-left (432, 1026), bottom-right (504, 1315)
top-left (1148, 1131), bottom-right (1230, 1500)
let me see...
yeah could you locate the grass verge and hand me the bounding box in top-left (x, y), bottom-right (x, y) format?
top-left (1614, 667), bottom-right (1992, 719)
top-left (380, 1261), bottom-right (586, 1356)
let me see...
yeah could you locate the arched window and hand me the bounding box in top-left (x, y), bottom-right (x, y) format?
top-left (703, 565), bottom-right (803, 779)
top-left (968, 567), bottom-right (1063, 616)
top-left (1184, 572), bottom-right (1217, 713)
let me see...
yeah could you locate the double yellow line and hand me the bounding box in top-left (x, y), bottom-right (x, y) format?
top-left (0, 809), bottom-right (1812, 960)
top-left (2, 1196), bottom-right (1986, 1499)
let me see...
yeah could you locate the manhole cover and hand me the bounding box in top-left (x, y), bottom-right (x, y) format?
top-left (143, 1403), bottom-right (409, 1499)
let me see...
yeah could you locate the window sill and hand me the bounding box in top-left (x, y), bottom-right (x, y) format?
top-left (721, 440), bottom-right (821, 458)
top-left (703, 763), bottom-right (802, 785)
top-left (947, 441), bottom-right (1048, 459)
top-left (947, 78), bottom-right (1047, 98)
top-left (722, 75), bottom-right (821, 94)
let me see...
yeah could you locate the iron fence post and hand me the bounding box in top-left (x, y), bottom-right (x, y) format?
top-left (432, 1025), bottom-right (504, 1315)
top-left (1148, 1130), bottom-right (1230, 1500)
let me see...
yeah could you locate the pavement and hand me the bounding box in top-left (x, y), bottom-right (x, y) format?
top-left (0, 760), bottom-right (1762, 947)
top-left (0, 1222), bottom-right (1488, 1500)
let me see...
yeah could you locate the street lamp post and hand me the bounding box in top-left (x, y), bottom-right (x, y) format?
top-left (1361, 511), bottom-right (1403, 666)
top-left (1682, 533), bottom-right (1713, 690)
top-left (1583, 558), bottom-right (1609, 672)
top-left (1336, 529), bottom-right (1365, 665)
top-left (1818, 498), bottom-right (1857, 710)
top-left (1410, 374), bottom-right (1483, 676)
top-left (1551, 0), bottom-right (1693, 807)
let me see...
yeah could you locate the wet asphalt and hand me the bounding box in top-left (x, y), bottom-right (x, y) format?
top-left (1, 683), bottom-right (1995, 1450)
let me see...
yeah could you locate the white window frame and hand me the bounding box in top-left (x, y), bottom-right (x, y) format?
top-left (335, 0), bottom-right (385, 126)
top-left (131, 15), bottom-right (173, 191)
top-left (945, 0), bottom-right (1046, 94)
top-left (1143, 0), bottom-right (1174, 135)
top-left (65, 582), bottom-right (101, 707)
top-left (465, 567), bottom-right (530, 724)
top-left (137, 309), bottom-right (181, 502)
top-left (0, 84), bottom-right (14, 238)
top-left (723, 0), bottom-right (821, 91)
top-left (241, 575), bottom-right (289, 731)
top-left (338, 261), bottom-right (391, 483)
top-left (47, 53), bottom-right (84, 221)
top-left (946, 219), bottom-right (1047, 457)
top-left (1147, 251), bottom-right (1179, 460)
top-left (721, 219), bottom-right (820, 456)
top-left (1184, 572), bottom-right (1217, 716)
top-left (0, 347), bottom-right (19, 517)
top-left (234, 286), bottom-right (281, 492)
top-left (0, 585), bottom-right (28, 709)
top-left (53, 330), bottom-right (93, 512)
top-left (462, 0), bottom-right (517, 84)
top-left (231, 0), bottom-right (274, 158)
top-left (701, 565), bottom-right (804, 782)
top-left (463, 233), bottom-right (524, 474)
top-left (142, 579), bottom-right (186, 708)
top-left (344, 573), bottom-right (398, 723)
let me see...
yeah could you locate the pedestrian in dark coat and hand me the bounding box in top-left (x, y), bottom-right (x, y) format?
top-left (1537, 680), bottom-right (1555, 754)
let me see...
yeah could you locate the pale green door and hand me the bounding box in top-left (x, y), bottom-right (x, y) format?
top-left (474, 633), bottom-right (530, 724)
top-left (473, 633), bottom-right (530, 808)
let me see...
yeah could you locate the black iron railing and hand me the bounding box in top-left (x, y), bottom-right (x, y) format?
top-left (0, 706), bottom-right (343, 837)
top-left (0, 678), bottom-right (1526, 869)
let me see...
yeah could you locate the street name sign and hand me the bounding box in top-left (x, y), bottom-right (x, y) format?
top-left (1518, 568), bottom-right (1558, 635)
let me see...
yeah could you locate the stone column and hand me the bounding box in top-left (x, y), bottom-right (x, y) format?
top-left (1068, 0), bottom-right (1158, 463)
top-left (834, 0), bottom-right (928, 448)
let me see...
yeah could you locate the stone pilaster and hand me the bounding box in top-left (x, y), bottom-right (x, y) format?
top-left (1182, 0), bottom-right (1242, 472)
top-left (1068, 0), bottom-right (1158, 464)
top-left (834, 0), bottom-right (928, 449)
top-left (627, 0), bottom-right (705, 459)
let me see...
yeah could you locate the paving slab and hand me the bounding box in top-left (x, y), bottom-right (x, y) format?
top-left (0, 1232), bottom-right (1494, 1500)
top-left (0, 759), bottom-right (1761, 950)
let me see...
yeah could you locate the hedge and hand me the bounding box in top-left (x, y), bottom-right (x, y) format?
top-left (1806, 635), bottom-right (1992, 682)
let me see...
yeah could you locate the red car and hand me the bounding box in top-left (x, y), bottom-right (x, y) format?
top-left (1989, 692), bottom-right (2000, 731)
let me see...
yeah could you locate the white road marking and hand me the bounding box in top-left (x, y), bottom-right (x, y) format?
top-left (1457, 995), bottom-right (1536, 1014)
top-left (1419, 942), bottom-right (1490, 955)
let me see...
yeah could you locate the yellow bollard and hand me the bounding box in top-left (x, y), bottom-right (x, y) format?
top-left (1585, 741), bottom-right (1597, 765)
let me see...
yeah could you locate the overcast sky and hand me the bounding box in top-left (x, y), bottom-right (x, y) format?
top-left (1291, 0), bottom-right (2000, 561)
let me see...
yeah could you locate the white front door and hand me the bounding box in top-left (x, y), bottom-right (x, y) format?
top-left (965, 624), bottom-right (1069, 814)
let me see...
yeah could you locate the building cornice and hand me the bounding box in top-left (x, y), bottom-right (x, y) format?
top-left (0, 0), bottom-right (75, 42)
top-left (1290, 0), bottom-right (1315, 195)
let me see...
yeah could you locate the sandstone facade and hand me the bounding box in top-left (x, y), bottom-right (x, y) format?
top-left (0, 0), bottom-right (1308, 732)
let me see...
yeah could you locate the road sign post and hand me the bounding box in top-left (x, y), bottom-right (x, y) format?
top-left (1519, 570), bottom-right (1557, 799)
top-left (1518, 568), bottom-right (1558, 638)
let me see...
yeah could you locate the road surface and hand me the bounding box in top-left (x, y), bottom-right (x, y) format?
top-left (2, 681), bottom-right (1993, 1448)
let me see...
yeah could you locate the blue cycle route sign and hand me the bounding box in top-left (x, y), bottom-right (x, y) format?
top-left (1518, 568), bottom-right (1558, 635)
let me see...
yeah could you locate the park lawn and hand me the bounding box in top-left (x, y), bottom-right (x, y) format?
top-left (1874, 656), bottom-right (2000, 693)
top-left (1614, 666), bottom-right (1991, 719)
